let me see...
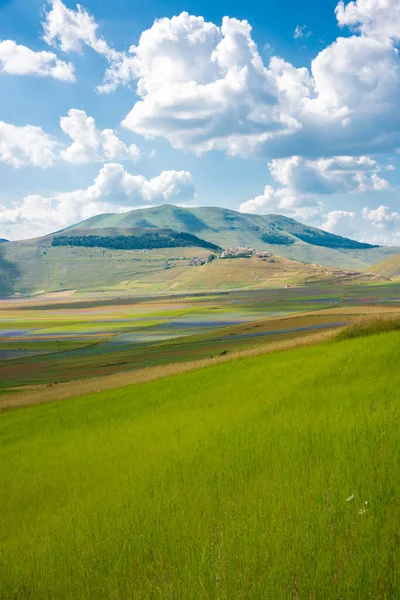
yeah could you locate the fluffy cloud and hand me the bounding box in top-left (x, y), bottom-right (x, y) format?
top-left (0, 40), bottom-right (75, 81)
top-left (0, 112), bottom-right (139, 169)
top-left (60, 109), bottom-right (140, 163)
top-left (0, 121), bottom-right (58, 167)
top-left (39, 1), bottom-right (400, 159)
top-left (238, 185), bottom-right (324, 221)
top-left (362, 205), bottom-right (400, 228)
top-left (42, 0), bottom-right (115, 57)
top-left (239, 154), bottom-right (388, 217)
top-left (320, 210), bottom-right (356, 235)
top-left (118, 6), bottom-right (400, 160)
top-left (269, 156), bottom-right (389, 195)
top-left (122, 14), bottom-right (291, 155)
top-left (42, 0), bottom-right (135, 93)
top-left (0, 163), bottom-right (195, 239)
top-left (336, 0), bottom-right (400, 42)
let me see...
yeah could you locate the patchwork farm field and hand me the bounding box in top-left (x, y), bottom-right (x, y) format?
top-left (1, 282), bottom-right (400, 392)
top-left (1, 327), bottom-right (399, 598)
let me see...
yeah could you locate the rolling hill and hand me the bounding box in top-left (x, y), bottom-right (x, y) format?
top-left (370, 253), bottom-right (400, 279)
top-left (0, 205), bottom-right (397, 296)
top-left (65, 205), bottom-right (399, 269)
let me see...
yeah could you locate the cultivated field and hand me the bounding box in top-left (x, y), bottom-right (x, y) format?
top-left (2, 282), bottom-right (400, 392)
top-left (1, 325), bottom-right (399, 598)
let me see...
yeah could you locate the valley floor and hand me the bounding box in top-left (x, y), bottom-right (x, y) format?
top-left (1, 281), bottom-right (400, 394)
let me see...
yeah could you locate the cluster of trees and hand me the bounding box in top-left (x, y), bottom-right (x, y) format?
top-left (52, 231), bottom-right (221, 252)
top-left (293, 228), bottom-right (377, 250)
top-left (261, 231), bottom-right (295, 245)
top-left (260, 226), bottom-right (377, 249)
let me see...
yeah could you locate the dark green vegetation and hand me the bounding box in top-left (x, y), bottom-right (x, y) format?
top-left (2, 206), bottom-right (400, 297)
top-left (1, 329), bottom-right (399, 598)
top-left (52, 228), bottom-right (221, 252)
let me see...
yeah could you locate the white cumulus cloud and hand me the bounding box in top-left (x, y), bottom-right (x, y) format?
top-left (336, 0), bottom-right (400, 42)
top-left (269, 156), bottom-right (389, 195)
top-left (60, 109), bottom-right (140, 164)
top-left (118, 7), bottom-right (400, 160)
top-left (0, 163), bottom-right (195, 239)
top-left (320, 210), bottom-right (357, 235)
top-left (239, 154), bottom-right (388, 217)
top-left (362, 205), bottom-right (400, 228)
top-left (42, 0), bottom-right (135, 93)
top-left (0, 121), bottom-right (58, 168)
top-left (0, 40), bottom-right (75, 81)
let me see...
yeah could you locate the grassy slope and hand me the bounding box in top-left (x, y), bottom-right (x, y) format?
top-left (70, 205), bottom-right (373, 270)
top-left (340, 246), bottom-right (400, 266)
top-left (0, 241), bottom-right (352, 296)
top-left (1, 208), bottom-right (384, 296)
top-left (370, 253), bottom-right (400, 278)
top-left (0, 243), bottom-right (212, 295)
top-left (1, 331), bottom-right (399, 599)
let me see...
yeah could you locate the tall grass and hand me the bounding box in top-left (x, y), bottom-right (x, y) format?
top-left (1, 331), bottom-right (399, 598)
top-left (336, 313), bottom-right (400, 341)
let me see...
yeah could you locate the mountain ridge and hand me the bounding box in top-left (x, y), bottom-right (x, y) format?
top-left (66, 204), bottom-right (376, 250)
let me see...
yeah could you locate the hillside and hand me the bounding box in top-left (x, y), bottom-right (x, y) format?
top-left (1, 206), bottom-right (397, 296)
top-left (66, 204), bottom-right (397, 269)
top-left (0, 240), bottom-right (352, 297)
top-left (370, 253), bottom-right (400, 278)
top-left (1, 329), bottom-right (399, 597)
top-left (52, 227), bottom-right (221, 252)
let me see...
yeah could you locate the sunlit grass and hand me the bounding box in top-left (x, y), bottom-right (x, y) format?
top-left (336, 313), bottom-right (400, 341)
top-left (1, 331), bottom-right (399, 598)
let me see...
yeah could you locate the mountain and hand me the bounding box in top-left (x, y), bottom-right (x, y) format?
top-left (0, 239), bottom-right (8, 243)
top-left (0, 206), bottom-right (398, 297)
top-left (67, 205), bottom-right (372, 250)
top-left (66, 204), bottom-right (399, 270)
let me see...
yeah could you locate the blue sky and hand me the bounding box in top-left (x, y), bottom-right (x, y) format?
top-left (0, 0), bottom-right (399, 243)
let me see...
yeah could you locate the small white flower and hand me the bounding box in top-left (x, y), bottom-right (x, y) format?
top-left (359, 508), bottom-right (367, 515)
top-left (346, 494), bottom-right (354, 502)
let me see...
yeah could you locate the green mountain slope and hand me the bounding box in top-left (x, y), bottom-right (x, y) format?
top-left (66, 205), bottom-right (382, 270)
top-left (0, 206), bottom-right (396, 296)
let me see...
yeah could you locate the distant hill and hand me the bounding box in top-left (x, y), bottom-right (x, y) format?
top-left (0, 239), bottom-right (9, 243)
top-left (68, 205), bottom-right (374, 250)
top-left (64, 205), bottom-right (394, 270)
top-left (1, 205), bottom-right (399, 297)
top-left (370, 254), bottom-right (400, 279)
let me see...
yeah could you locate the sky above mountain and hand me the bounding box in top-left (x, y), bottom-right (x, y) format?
top-left (0, 0), bottom-right (400, 243)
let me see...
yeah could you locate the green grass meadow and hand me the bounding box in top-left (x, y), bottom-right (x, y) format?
top-left (1, 330), bottom-right (399, 598)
